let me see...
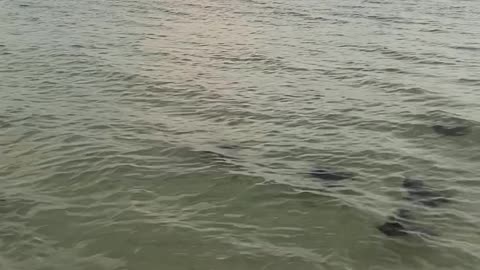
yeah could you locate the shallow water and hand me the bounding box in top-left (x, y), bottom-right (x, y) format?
top-left (1, 0), bottom-right (480, 269)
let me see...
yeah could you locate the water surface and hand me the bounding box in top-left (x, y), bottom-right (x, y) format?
top-left (1, 0), bottom-right (480, 269)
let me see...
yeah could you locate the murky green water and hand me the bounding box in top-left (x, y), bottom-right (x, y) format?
top-left (1, 0), bottom-right (480, 269)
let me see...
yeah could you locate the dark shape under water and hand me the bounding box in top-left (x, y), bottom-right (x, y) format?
top-left (377, 220), bottom-right (409, 237)
top-left (403, 177), bottom-right (450, 207)
top-left (432, 125), bottom-right (471, 136)
top-left (309, 168), bottom-right (354, 181)
top-left (379, 177), bottom-right (450, 237)
top-left (378, 208), bottom-right (438, 237)
top-left (377, 209), bottom-right (412, 237)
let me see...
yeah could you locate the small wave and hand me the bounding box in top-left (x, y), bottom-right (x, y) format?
top-left (451, 46), bottom-right (480, 51)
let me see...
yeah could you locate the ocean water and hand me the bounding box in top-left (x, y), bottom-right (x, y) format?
top-left (1, 0), bottom-right (479, 269)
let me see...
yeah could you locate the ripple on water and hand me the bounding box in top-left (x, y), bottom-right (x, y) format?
top-left (1, 0), bottom-right (480, 269)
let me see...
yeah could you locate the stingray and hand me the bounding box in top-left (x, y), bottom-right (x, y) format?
top-left (378, 177), bottom-right (451, 237)
top-left (432, 125), bottom-right (471, 136)
top-left (377, 211), bottom-right (410, 236)
top-left (403, 177), bottom-right (450, 207)
top-left (377, 208), bottom-right (437, 237)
